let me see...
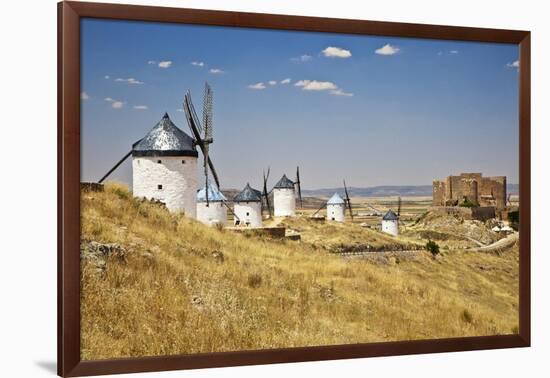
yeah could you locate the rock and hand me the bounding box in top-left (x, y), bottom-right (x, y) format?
top-left (191, 295), bottom-right (204, 306)
top-left (81, 241), bottom-right (126, 261)
top-left (211, 250), bottom-right (224, 263)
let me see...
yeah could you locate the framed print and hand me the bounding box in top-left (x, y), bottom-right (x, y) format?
top-left (58, 1), bottom-right (530, 376)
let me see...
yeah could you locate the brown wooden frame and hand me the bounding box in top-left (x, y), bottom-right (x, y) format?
top-left (58, 1), bottom-right (531, 376)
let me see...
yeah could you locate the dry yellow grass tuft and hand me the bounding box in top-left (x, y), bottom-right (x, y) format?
top-left (80, 183), bottom-right (518, 360)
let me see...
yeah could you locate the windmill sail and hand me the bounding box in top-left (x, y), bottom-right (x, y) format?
top-left (295, 166), bottom-right (303, 208)
top-left (262, 167), bottom-right (272, 217)
top-left (183, 88), bottom-right (220, 189)
top-left (343, 180), bottom-right (354, 221)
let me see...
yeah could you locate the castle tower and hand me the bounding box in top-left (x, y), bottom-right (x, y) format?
top-left (273, 174), bottom-right (296, 217)
top-left (132, 113), bottom-right (199, 216)
top-left (196, 184), bottom-right (227, 226)
top-left (233, 183), bottom-right (263, 227)
top-left (381, 209), bottom-right (399, 236)
top-left (326, 193), bottom-right (345, 222)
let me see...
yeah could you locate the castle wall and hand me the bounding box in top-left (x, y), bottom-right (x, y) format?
top-left (432, 180), bottom-right (446, 206)
top-left (459, 178), bottom-right (478, 204)
top-left (132, 156), bottom-right (197, 217)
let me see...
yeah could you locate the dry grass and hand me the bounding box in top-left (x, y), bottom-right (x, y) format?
top-left (80, 183), bottom-right (519, 360)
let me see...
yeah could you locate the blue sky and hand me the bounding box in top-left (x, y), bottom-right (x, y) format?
top-left (81, 18), bottom-right (519, 190)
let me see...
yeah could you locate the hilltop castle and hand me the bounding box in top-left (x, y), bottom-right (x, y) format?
top-left (432, 172), bottom-right (507, 211)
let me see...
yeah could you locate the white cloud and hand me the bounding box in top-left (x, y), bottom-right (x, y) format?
top-left (291, 54), bottom-right (312, 63)
top-left (375, 44), bottom-right (400, 55)
top-left (80, 91), bottom-right (89, 100)
top-left (158, 60), bottom-right (172, 68)
top-left (248, 82), bottom-right (266, 90)
top-left (191, 61), bottom-right (205, 67)
top-left (295, 80), bottom-right (338, 91)
top-left (450, 50), bottom-right (459, 54)
top-left (330, 89), bottom-right (353, 97)
top-left (104, 75), bottom-right (110, 79)
top-left (133, 105), bottom-right (148, 110)
top-left (147, 60), bottom-right (157, 65)
top-left (115, 77), bottom-right (144, 85)
top-left (104, 97), bottom-right (124, 109)
top-left (112, 101), bottom-right (125, 109)
top-left (209, 68), bottom-right (224, 74)
top-left (507, 60), bottom-right (520, 70)
top-left (280, 78), bottom-right (291, 84)
top-left (322, 46), bottom-right (352, 58)
top-left (437, 51), bottom-right (443, 56)
top-left (268, 80), bottom-right (277, 86)
top-left (176, 108), bottom-right (184, 112)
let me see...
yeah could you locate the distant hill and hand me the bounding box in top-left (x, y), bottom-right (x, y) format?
top-left (302, 184), bottom-right (519, 198)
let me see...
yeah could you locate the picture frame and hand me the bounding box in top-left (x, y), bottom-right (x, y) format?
top-left (58, 1), bottom-right (531, 376)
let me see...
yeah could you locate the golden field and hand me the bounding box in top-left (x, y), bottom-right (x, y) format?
top-left (80, 183), bottom-right (519, 360)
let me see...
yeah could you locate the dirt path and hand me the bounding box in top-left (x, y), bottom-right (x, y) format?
top-left (469, 233), bottom-right (519, 252)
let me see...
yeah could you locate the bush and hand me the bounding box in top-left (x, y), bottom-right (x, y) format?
top-left (461, 309), bottom-right (474, 324)
top-left (425, 239), bottom-right (440, 258)
top-left (508, 210), bottom-right (519, 231)
top-left (247, 273), bottom-right (262, 288)
top-left (459, 198), bottom-right (478, 208)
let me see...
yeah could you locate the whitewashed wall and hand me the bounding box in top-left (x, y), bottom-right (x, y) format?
top-left (234, 202), bottom-right (262, 227)
top-left (273, 188), bottom-right (295, 216)
top-left (382, 219), bottom-right (399, 236)
top-left (132, 156), bottom-right (198, 217)
top-left (327, 204), bottom-right (345, 222)
top-left (197, 202), bottom-right (227, 226)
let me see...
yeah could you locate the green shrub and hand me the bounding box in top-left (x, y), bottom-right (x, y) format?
top-left (459, 198), bottom-right (478, 208)
top-left (508, 210), bottom-right (519, 231)
top-left (425, 239), bottom-right (440, 258)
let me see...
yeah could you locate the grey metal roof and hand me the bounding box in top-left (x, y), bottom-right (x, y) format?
top-left (327, 192), bottom-right (345, 205)
top-left (196, 183), bottom-right (227, 203)
top-left (132, 113), bottom-right (198, 157)
top-left (234, 183), bottom-right (262, 202)
top-left (273, 174), bottom-right (295, 189)
top-left (382, 209), bottom-right (399, 221)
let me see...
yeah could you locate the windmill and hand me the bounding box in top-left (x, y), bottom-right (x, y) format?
top-left (295, 166), bottom-right (303, 209)
top-left (343, 180), bottom-right (354, 221)
top-left (262, 167), bottom-right (272, 217)
top-left (183, 82), bottom-right (220, 205)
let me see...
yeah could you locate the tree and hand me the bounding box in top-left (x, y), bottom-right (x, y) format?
top-left (425, 239), bottom-right (440, 258)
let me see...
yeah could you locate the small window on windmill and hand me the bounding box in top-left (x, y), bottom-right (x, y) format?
top-left (246, 212), bottom-right (250, 216)
top-left (157, 160), bottom-right (162, 164)
top-left (182, 160), bottom-right (185, 164)
top-left (158, 184), bottom-right (163, 190)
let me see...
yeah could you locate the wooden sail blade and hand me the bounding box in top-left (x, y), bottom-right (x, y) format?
top-left (98, 150), bottom-right (132, 184)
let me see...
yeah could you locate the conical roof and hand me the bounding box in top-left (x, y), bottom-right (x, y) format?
top-left (132, 113), bottom-right (198, 157)
top-left (327, 192), bottom-right (345, 205)
top-left (234, 183), bottom-right (262, 202)
top-left (382, 209), bottom-right (399, 221)
top-left (197, 183), bottom-right (226, 203)
top-left (273, 174), bottom-right (295, 189)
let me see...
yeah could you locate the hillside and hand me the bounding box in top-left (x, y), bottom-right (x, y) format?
top-left (80, 184), bottom-right (519, 360)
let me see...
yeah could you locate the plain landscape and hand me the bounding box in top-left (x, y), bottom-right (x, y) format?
top-left (80, 184), bottom-right (519, 360)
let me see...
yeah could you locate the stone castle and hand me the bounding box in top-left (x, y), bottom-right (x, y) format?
top-left (432, 173), bottom-right (507, 211)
